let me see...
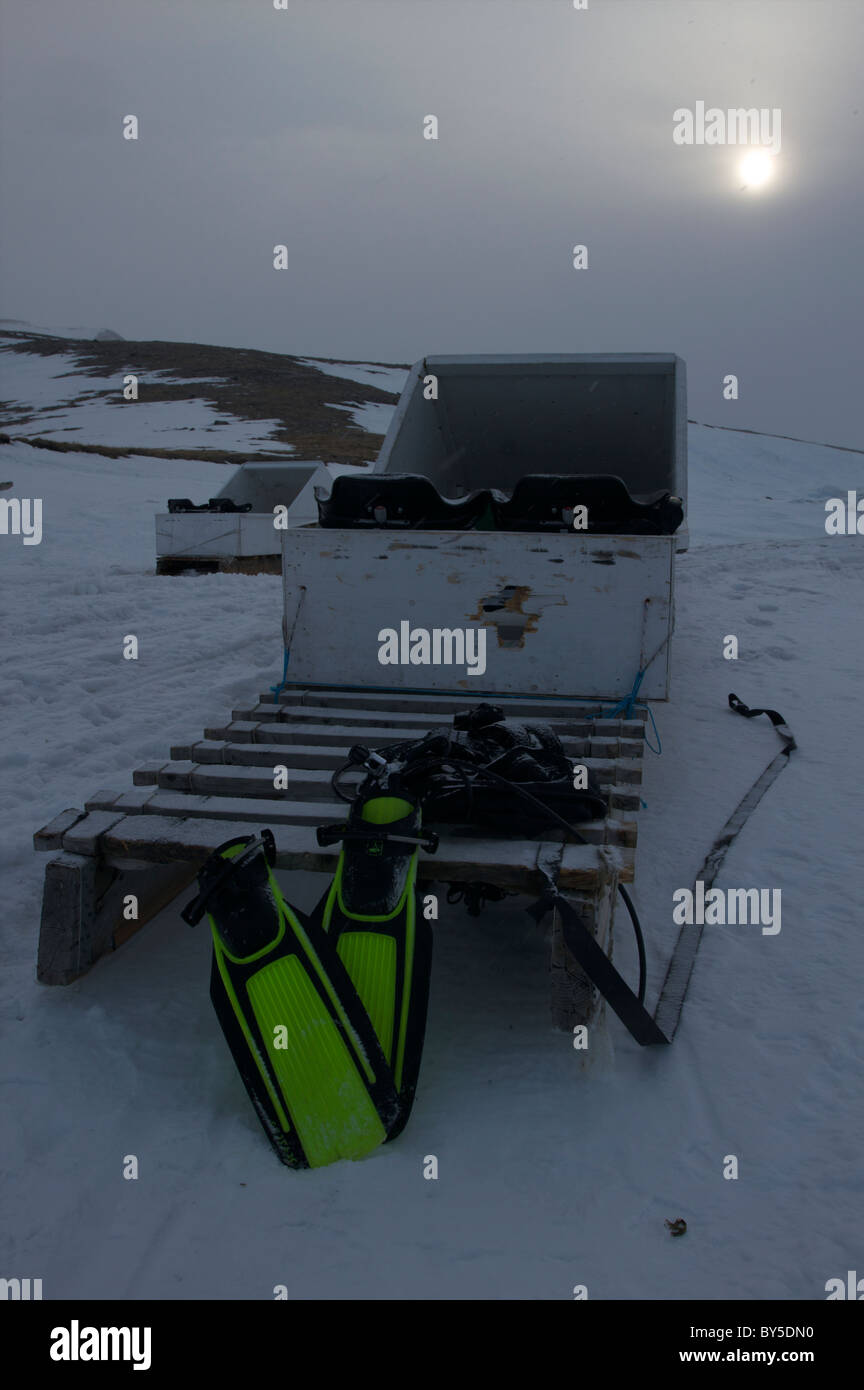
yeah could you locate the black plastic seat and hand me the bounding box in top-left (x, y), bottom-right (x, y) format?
top-left (167, 498), bottom-right (252, 514)
top-left (493, 474), bottom-right (683, 534)
top-left (315, 474), bottom-right (490, 529)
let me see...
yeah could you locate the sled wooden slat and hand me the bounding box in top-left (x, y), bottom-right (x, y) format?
top-left (33, 807), bottom-right (87, 852)
top-left (61, 810), bottom-right (128, 856)
top-left (163, 741), bottom-right (644, 786)
top-left (97, 814), bottom-right (630, 892)
top-left (35, 681), bottom-right (647, 1020)
top-left (83, 789), bottom-right (127, 813)
top-left (133, 762), bottom-right (169, 787)
top-left (183, 733), bottom-right (647, 767)
top-left (82, 786), bottom-right (639, 854)
top-left (236, 701), bottom-right (646, 741)
top-left (261, 689), bottom-right (649, 723)
top-left (142, 760), bottom-right (641, 811)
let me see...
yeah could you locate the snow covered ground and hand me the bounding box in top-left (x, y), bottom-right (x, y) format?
top-left (0, 343), bottom-right (409, 457)
top-left (297, 358), bottom-right (409, 395)
top-left (324, 398), bottom-right (400, 435)
top-left (1, 416), bottom-right (862, 1300)
top-left (0, 345), bottom-right (298, 454)
top-left (306, 358), bottom-right (409, 435)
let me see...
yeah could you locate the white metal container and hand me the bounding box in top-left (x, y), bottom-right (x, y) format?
top-left (375, 352), bottom-right (687, 546)
top-left (281, 527), bottom-right (674, 699)
top-left (281, 353), bottom-right (685, 700)
top-left (155, 460), bottom-right (328, 569)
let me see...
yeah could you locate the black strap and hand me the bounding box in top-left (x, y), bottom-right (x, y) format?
top-left (728, 693), bottom-right (796, 750)
top-left (529, 693), bottom-right (796, 1047)
top-left (652, 694), bottom-right (796, 1040)
top-left (316, 822), bottom-right (439, 853)
top-left (529, 887), bottom-right (670, 1046)
top-left (182, 831), bottom-right (275, 926)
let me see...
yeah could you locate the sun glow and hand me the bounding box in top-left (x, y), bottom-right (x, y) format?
top-left (739, 150), bottom-right (775, 189)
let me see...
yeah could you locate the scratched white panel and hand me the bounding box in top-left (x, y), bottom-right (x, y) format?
top-left (155, 513), bottom-right (287, 559)
top-left (281, 530), bottom-right (674, 699)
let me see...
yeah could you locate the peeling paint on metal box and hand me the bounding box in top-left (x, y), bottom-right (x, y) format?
top-left (468, 583), bottom-right (568, 649)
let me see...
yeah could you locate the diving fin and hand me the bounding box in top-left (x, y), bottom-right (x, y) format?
top-left (316, 795), bottom-right (438, 1138)
top-left (184, 830), bottom-right (402, 1169)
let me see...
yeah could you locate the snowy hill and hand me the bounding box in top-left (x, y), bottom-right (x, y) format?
top-left (1, 352), bottom-right (862, 1300)
top-left (0, 327), bottom-right (408, 467)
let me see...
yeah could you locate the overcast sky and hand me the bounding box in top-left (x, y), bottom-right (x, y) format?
top-left (1, 0), bottom-right (861, 447)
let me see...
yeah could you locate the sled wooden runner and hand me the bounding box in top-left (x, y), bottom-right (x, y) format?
top-left (33, 687), bottom-right (647, 1030)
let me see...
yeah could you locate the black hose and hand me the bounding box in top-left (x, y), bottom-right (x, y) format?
top-left (616, 885), bottom-right (647, 1006)
top-left (332, 752), bottom-right (649, 1006)
top-left (448, 762), bottom-right (648, 1006)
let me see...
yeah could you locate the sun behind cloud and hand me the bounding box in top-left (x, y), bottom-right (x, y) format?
top-left (739, 150), bottom-right (776, 189)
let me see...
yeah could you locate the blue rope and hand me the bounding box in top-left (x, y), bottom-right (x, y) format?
top-left (607, 669), bottom-right (645, 720)
top-left (595, 669), bottom-right (662, 755)
top-left (270, 648), bottom-right (290, 704)
top-left (642, 706), bottom-right (662, 755)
